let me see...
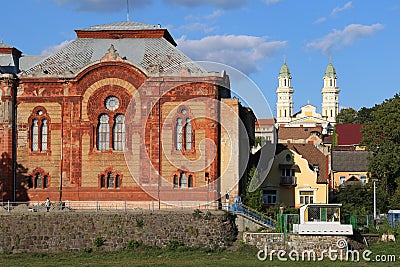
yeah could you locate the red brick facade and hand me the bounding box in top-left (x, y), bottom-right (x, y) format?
top-left (0, 22), bottom-right (239, 203)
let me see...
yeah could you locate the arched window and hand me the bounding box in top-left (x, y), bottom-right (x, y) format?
top-left (99, 169), bottom-right (122, 189)
top-left (41, 119), bottom-right (48, 151)
top-left (43, 175), bottom-right (48, 189)
top-left (98, 114), bottom-right (110, 150)
top-left (107, 171), bottom-right (114, 188)
top-left (175, 108), bottom-right (194, 152)
top-left (176, 118), bottom-right (183, 151)
top-left (100, 174), bottom-right (106, 188)
top-left (173, 174), bottom-right (179, 188)
top-left (180, 172), bottom-right (187, 188)
top-left (115, 174), bottom-right (121, 188)
top-left (29, 108), bottom-right (51, 153)
top-left (35, 173), bottom-right (42, 188)
top-left (32, 119), bottom-right (39, 152)
top-left (29, 170), bottom-right (50, 189)
top-left (113, 114), bottom-right (125, 150)
top-left (188, 175), bottom-right (193, 188)
top-left (185, 118), bottom-right (192, 151)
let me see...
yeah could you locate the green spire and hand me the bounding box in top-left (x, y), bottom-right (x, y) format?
top-left (325, 56), bottom-right (337, 78)
top-left (279, 56), bottom-right (291, 78)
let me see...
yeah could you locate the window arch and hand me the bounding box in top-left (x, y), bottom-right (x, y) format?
top-left (176, 118), bottom-right (183, 151)
top-left (28, 168), bottom-right (50, 189)
top-left (29, 107), bottom-right (50, 153)
top-left (98, 114), bottom-right (110, 150)
top-left (99, 168), bottom-right (122, 189)
top-left (172, 171), bottom-right (194, 188)
top-left (174, 108), bottom-right (194, 152)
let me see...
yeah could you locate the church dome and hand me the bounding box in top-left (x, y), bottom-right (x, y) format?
top-left (324, 63), bottom-right (337, 78)
top-left (279, 62), bottom-right (291, 78)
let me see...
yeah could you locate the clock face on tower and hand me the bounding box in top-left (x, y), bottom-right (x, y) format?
top-left (105, 96), bottom-right (120, 111)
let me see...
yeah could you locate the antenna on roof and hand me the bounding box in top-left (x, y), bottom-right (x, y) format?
top-left (126, 0), bottom-right (130, 21)
top-left (330, 54), bottom-right (333, 64)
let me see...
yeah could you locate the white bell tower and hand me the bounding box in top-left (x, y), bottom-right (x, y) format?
top-left (276, 57), bottom-right (294, 124)
top-left (321, 58), bottom-right (340, 123)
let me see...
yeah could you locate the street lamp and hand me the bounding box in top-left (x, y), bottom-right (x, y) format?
top-left (373, 179), bottom-right (378, 222)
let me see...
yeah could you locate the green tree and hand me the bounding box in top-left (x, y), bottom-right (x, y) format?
top-left (336, 108), bottom-right (358, 124)
top-left (361, 94), bottom-right (400, 212)
top-left (244, 166), bottom-right (263, 212)
top-left (333, 184), bottom-right (373, 214)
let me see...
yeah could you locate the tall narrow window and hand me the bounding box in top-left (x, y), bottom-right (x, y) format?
top-left (185, 118), bottom-right (192, 150)
top-left (41, 119), bottom-right (48, 151)
top-left (100, 174), bottom-right (106, 188)
top-left (43, 175), bottom-right (48, 189)
top-left (29, 108), bottom-right (51, 152)
top-left (113, 114), bottom-right (125, 150)
top-left (98, 114), bottom-right (110, 150)
top-left (188, 175), bottom-right (193, 188)
top-left (180, 172), bottom-right (187, 188)
top-left (32, 119), bottom-right (39, 152)
top-left (115, 174), bottom-right (121, 188)
top-left (176, 118), bottom-right (183, 151)
top-left (173, 175), bottom-right (179, 188)
top-left (35, 173), bottom-right (42, 188)
top-left (107, 171), bottom-right (114, 188)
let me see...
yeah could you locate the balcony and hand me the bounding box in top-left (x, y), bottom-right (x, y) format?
top-left (280, 176), bottom-right (297, 186)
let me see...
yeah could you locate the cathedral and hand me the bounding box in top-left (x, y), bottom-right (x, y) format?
top-left (0, 21), bottom-right (254, 203)
top-left (275, 59), bottom-right (340, 129)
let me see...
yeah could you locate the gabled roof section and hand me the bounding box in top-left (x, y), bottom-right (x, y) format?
top-left (278, 125), bottom-right (323, 141)
top-left (22, 21), bottom-right (206, 77)
top-left (335, 124), bottom-right (363, 146)
top-left (332, 150), bottom-right (369, 172)
top-left (286, 143), bottom-right (328, 184)
top-left (75, 21), bottom-right (177, 46)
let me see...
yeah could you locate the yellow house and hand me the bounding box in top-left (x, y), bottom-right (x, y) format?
top-left (260, 143), bottom-right (329, 209)
top-left (331, 150), bottom-right (370, 188)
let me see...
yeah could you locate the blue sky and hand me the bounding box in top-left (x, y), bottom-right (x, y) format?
top-left (2, 0), bottom-right (399, 117)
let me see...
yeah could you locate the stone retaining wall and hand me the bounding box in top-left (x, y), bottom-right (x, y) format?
top-left (0, 210), bottom-right (237, 253)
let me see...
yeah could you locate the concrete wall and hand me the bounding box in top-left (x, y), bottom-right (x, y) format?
top-left (0, 210), bottom-right (237, 253)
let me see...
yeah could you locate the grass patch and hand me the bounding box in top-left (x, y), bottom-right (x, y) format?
top-left (1, 241), bottom-right (400, 266)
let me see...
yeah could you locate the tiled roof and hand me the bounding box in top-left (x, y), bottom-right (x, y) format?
top-left (22, 22), bottom-right (206, 77)
top-left (332, 150), bottom-right (370, 172)
top-left (335, 124), bottom-right (363, 145)
top-left (278, 125), bottom-right (323, 140)
top-left (80, 21), bottom-right (158, 31)
top-left (287, 143), bottom-right (328, 183)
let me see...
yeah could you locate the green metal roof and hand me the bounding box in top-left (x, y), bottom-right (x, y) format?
top-left (279, 62), bottom-right (291, 78)
top-left (324, 63), bottom-right (337, 78)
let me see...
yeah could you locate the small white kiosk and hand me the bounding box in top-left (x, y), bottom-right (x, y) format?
top-left (293, 204), bottom-right (353, 235)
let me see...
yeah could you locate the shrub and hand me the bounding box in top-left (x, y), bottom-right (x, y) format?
top-left (127, 240), bottom-right (142, 250)
top-left (93, 236), bottom-right (106, 248)
top-left (166, 240), bottom-right (184, 250)
top-left (135, 218), bottom-right (144, 228)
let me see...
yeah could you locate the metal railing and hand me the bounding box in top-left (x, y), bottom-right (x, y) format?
top-left (0, 200), bottom-right (225, 213)
top-left (232, 203), bottom-right (276, 228)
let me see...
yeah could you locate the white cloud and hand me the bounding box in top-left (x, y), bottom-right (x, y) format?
top-left (175, 23), bottom-right (218, 34)
top-left (177, 35), bottom-right (287, 74)
top-left (41, 40), bottom-right (72, 56)
top-left (163, 0), bottom-right (251, 9)
top-left (54, 0), bottom-right (152, 12)
top-left (314, 17), bottom-right (327, 24)
top-left (307, 23), bottom-right (384, 53)
top-left (264, 0), bottom-right (283, 5)
top-left (331, 1), bottom-right (353, 16)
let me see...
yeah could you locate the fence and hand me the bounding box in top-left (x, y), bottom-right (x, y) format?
top-left (0, 200), bottom-right (226, 213)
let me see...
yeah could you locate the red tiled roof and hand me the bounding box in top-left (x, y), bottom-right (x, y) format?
top-left (278, 125), bottom-right (323, 141)
top-left (335, 124), bottom-right (363, 145)
top-left (255, 118), bottom-right (275, 129)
